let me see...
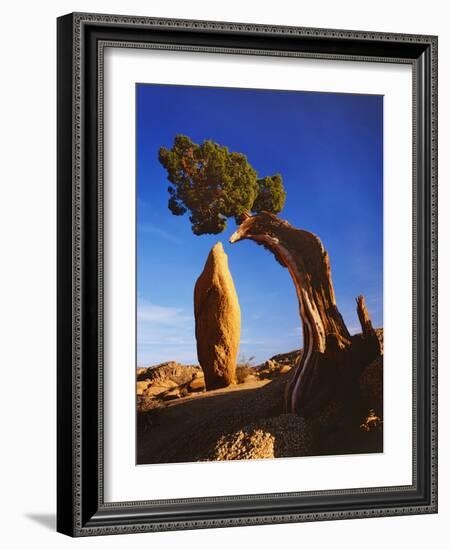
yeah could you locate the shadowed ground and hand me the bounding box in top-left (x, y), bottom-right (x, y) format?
top-left (137, 378), bottom-right (284, 464)
top-left (136, 356), bottom-right (383, 465)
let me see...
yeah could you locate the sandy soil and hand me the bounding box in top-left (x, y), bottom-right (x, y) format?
top-left (137, 377), bottom-right (285, 464)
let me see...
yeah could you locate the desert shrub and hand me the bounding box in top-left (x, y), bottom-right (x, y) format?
top-left (236, 354), bottom-right (256, 384)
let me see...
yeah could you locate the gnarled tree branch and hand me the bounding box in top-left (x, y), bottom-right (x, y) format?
top-left (230, 212), bottom-right (380, 416)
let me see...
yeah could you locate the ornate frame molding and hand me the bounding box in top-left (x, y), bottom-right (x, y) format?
top-left (57, 12), bottom-right (438, 537)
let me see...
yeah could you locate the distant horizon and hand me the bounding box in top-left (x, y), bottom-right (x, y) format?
top-left (136, 83), bottom-right (383, 367)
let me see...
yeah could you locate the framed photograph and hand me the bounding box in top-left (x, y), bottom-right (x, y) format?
top-left (57, 12), bottom-right (438, 536)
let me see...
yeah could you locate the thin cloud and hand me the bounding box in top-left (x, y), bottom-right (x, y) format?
top-left (137, 301), bottom-right (196, 366)
top-left (137, 301), bottom-right (192, 324)
top-left (139, 223), bottom-right (182, 244)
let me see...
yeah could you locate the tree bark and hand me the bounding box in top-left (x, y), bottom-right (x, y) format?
top-left (230, 212), bottom-right (381, 416)
top-left (356, 295), bottom-right (375, 337)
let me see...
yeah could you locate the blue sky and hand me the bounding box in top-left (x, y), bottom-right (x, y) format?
top-left (136, 84), bottom-right (383, 367)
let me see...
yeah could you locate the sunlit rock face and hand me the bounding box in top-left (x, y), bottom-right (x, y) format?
top-left (194, 242), bottom-right (241, 390)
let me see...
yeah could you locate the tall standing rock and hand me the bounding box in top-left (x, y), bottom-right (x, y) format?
top-left (194, 242), bottom-right (240, 390)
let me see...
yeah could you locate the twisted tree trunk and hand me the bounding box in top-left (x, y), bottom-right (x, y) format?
top-left (230, 212), bottom-right (380, 417)
top-left (356, 295), bottom-right (375, 337)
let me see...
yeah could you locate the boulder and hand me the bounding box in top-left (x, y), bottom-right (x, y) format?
top-left (137, 361), bottom-right (200, 385)
top-left (279, 365), bottom-right (292, 375)
top-left (161, 388), bottom-right (183, 401)
top-left (270, 349), bottom-right (302, 367)
top-left (256, 359), bottom-right (289, 380)
top-left (265, 359), bottom-right (278, 371)
top-left (206, 414), bottom-right (315, 461)
top-left (136, 380), bottom-right (151, 396)
top-left (188, 376), bottom-right (205, 392)
top-left (144, 379), bottom-right (178, 398)
top-left (194, 242), bottom-right (241, 390)
top-left (137, 367), bottom-right (148, 379)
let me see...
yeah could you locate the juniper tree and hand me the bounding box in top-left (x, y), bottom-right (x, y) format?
top-left (158, 134), bottom-right (286, 235)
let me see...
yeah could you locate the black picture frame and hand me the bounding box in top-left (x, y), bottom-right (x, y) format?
top-left (57, 12), bottom-right (438, 537)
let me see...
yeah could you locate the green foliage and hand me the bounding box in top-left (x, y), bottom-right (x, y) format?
top-left (158, 135), bottom-right (286, 235)
top-left (253, 175), bottom-right (286, 215)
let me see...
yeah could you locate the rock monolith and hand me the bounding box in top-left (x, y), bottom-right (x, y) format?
top-left (194, 242), bottom-right (240, 390)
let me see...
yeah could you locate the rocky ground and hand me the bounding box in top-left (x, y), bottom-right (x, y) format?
top-left (137, 329), bottom-right (383, 464)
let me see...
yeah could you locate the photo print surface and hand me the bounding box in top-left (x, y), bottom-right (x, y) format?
top-left (135, 83), bottom-right (383, 465)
